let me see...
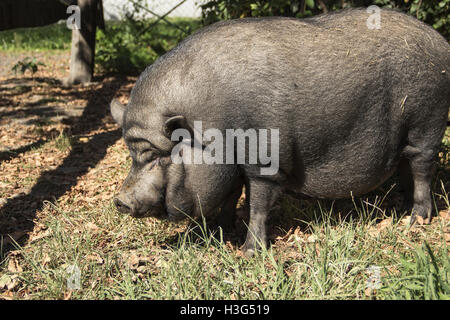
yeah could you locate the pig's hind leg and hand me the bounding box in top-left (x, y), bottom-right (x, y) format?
top-left (406, 154), bottom-right (434, 225)
top-left (399, 130), bottom-right (444, 225)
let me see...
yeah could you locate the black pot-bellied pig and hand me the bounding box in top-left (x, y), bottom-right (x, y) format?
top-left (111, 8), bottom-right (450, 256)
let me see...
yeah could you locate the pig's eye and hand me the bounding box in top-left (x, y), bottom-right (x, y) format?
top-left (139, 149), bottom-right (154, 163)
top-left (148, 157), bottom-right (161, 170)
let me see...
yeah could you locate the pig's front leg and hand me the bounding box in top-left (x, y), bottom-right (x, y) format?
top-left (242, 178), bottom-right (281, 257)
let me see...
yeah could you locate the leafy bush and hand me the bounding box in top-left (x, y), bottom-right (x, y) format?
top-left (95, 21), bottom-right (158, 75)
top-left (200, 0), bottom-right (320, 22)
top-left (95, 7), bottom-right (201, 74)
top-left (200, 0), bottom-right (450, 39)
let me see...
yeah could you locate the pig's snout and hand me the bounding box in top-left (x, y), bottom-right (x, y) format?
top-left (113, 194), bottom-right (147, 217)
top-left (114, 197), bottom-right (132, 214)
top-left (113, 187), bottom-right (166, 218)
top-left (114, 161), bottom-right (167, 218)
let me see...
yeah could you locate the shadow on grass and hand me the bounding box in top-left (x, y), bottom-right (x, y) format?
top-left (0, 139), bottom-right (47, 162)
top-left (0, 76), bottom-right (129, 257)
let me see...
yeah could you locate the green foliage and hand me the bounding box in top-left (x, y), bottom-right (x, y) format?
top-left (11, 57), bottom-right (45, 75)
top-left (95, 22), bottom-right (155, 75)
top-left (94, 0), bottom-right (202, 75)
top-left (95, 17), bottom-right (201, 74)
top-left (200, 0), bottom-right (319, 23)
top-left (200, 0), bottom-right (450, 39)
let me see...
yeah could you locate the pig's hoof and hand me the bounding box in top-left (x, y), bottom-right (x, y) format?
top-left (243, 248), bottom-right (255, 258)
top-left (410, 207), bottom-right (432, 226)
top-left (241, 241), bottom-right (256, 257)
top-left (410, 214), bottom-right (431, 226)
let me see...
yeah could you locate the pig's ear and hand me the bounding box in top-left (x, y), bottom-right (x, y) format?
top-left (110, 99), bottom-right (125, 126)
top-left (164, 115), bottom-right (194, 139)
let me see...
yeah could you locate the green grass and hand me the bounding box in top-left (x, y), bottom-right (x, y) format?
top-left (0, 23), bottom-right (71, 51)
top-left (1, 184), bottom-right (448, 300)
top-left (0, 132), bottom-right (448, 299)
top-left (380, 242), bottom-right (449, 299)
top-left (54, 132), bottom-right (73, 152)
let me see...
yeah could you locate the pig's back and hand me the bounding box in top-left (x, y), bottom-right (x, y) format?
top-left (141, 9), bottom-right (450, 197)
top-left (162, 8), bottom-right (449, 126)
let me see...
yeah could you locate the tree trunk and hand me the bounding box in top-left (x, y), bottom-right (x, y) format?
top-left (97, 0), bottom-right (105, 31)
top-left (67, 0), bottom-right (98, 85)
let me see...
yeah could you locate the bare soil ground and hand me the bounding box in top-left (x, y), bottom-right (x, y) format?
top-left (0, 51), bottom-right (135, 248)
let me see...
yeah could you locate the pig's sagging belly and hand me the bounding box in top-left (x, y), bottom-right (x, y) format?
top-left (290, 145), bottom-right (400, 199)
top-left (297, 166), bottom-right (397, 199)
